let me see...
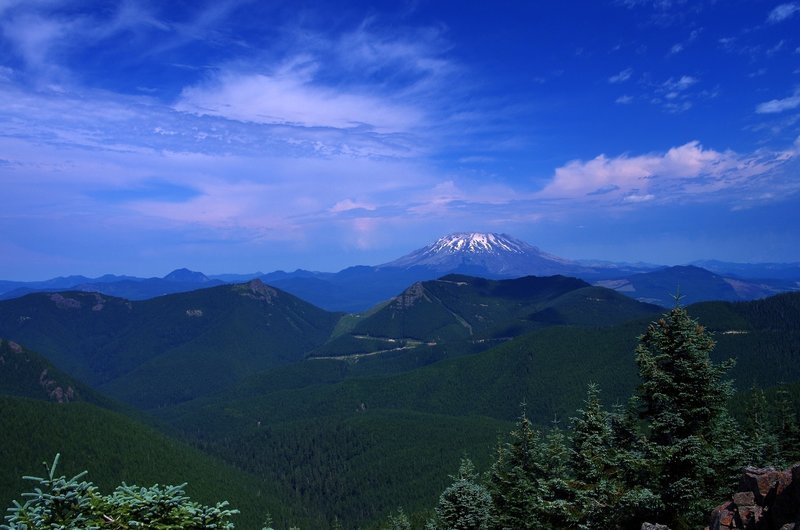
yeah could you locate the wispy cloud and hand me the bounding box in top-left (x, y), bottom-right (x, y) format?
top-left (767, 3), bottom-right (800, 23)
top-left (609, 68), bottom-right (633, 83)
top-left (668, 28), bottom-right (700, 55)
top-left (649, 75), bottom-right (700, 112)
top-left (756, 88), bottom-right (800, 114)
top-left (176, 64), bottom-right (424, 133)
top-left (537, 141), bottom-right (797, 204)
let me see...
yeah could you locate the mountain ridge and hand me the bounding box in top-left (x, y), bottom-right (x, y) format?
top-left (1, 233), bottom-right (799, 311)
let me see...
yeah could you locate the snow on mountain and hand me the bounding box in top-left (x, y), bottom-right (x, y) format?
top-left (380, 232), bottom-right (579, 276)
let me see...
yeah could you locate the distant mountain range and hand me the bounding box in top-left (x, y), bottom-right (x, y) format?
top-left (1, 233), bottom-right (798, 310)
top-left (0, 268), bottom-right (225, 301)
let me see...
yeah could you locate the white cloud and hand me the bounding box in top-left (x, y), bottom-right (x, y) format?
top-left (623, 193), bottom-right (655, 203)
top-left (330, 199), bottom-right (376, 213)
top-left (616, 95), bottom-right (634, 104)
top-left (663, 75), bottom-right (697, 91)
top-left (767, 2), bottom-right (800, 23)
top-left (176, 67), bottom-right (424, 133)
top-left (609, 68), bottom-right (633, 83)
top-left (756, 88), bottom-right (800, 114)
top-left (537, 141), bottom-right (794, 204)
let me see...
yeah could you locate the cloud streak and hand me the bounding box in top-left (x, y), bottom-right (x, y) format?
top-left (176, 66), bottom-right (424, 132)
top-left (767, 3), bottom-right (800, 23)
top-left (538, 141), bottom-right (797, 205)
top-left (756, 88), bottom-right (800, 114)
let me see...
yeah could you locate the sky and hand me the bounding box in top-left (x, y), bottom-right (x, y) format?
top-left (1, 0), bottom-right (799, 280)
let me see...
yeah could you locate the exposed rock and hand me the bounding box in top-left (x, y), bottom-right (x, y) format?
top-left (393, 282), bottom-right (427, 308)
top-left (8, 340), bottom-right (22, 353)
top-left (49, 293), bottom-right (82, 309)
top-left (641, 524), bottom-right (671, 530)
top-left (91, 293), bottom-right (106, 311)
top-left (708, 465), bottom-right (800, 530)
top-left (239, 279), bottom-right (277, 302)
top-left (185, 309), bottom-right (204, 317)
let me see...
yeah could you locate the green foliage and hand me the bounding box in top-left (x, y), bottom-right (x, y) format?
top-left (0, 284), bottom-right (340, 408)
top-left (633, 305), bottom-right (744, 528)
top-left (2, 455), bottom-right (238, 530)
top-left (741, 386), bottom-right (783, 467)
top-left (429, 459), bottom-right (491, 530)
top-left (486, 407), bottom-right (571, 530)
top-left (0, 396), bottom-right (283, 530)
top-left (382, 507), bottom-right (411, 530)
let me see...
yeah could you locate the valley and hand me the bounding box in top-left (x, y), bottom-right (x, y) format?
top-left (2, 234), bottom-right (800, 529)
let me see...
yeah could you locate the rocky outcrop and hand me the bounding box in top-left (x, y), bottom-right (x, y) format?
top-left (708, 465), bottom-right (800, 529)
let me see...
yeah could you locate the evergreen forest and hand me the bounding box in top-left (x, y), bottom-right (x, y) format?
top-left (2, 281), bottom-right (800, 529)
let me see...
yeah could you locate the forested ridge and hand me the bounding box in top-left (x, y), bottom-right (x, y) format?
top-left (3, 289), bottom-right (800, 529)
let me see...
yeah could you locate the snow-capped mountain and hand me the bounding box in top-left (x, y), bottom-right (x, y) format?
top-left (379, 232), bottom-right (580, 276)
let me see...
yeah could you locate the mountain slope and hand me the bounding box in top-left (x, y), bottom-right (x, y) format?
top-left (0, 280), bottom-right (341, 408)
top-left (0, 396), bottom-right (298, 530)
top-left (380, 232), bottom-right (580, 276)
top-left (156, 291), bottom-right (800, 529)
top-left (595, 265), bottom-right (797, 306)
top-left (0, 338), bottom-right (120, 409)
top-left (313, 274), bottom-right (661, 356)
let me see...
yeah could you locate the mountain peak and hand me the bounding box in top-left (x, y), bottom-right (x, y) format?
top-left (163, 268), bottom-right (210, 283)
top-left (428, 232), bottom-right (530, 255)
top-left (380, 232), bottom-right (576, 276)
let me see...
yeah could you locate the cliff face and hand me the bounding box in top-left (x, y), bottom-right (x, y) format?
top-left (708, 465), bottom-right (800, 530)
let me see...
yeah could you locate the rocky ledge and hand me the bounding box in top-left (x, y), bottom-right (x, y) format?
top-left (708, 464), bottom-right (800, 529)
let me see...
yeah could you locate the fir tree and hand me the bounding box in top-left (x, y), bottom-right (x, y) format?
top-left (384, 507), bottom-right (412, 530)
top-left (486, 405), bottom-right (550, 530)
top-left (634, 305), bottom-right (742, 529)
top-left (431, 458), bottom-right (492, 530)
top-left (2, 454), bottom-right (239, 530)
top-left (774, 387), bottom-right (800, 464)
top-left (569, 384), bottom-right (618, 528)
top-left (742, 386), bottom-right (782, 467)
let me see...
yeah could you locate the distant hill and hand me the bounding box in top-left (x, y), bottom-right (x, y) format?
top-left (594, 265), bottom-right (798, 306)
top-left (313, 274), bottom-right (661, 358)
top-left (0, 268), bottom-right (225, 301)
top-left (0, 280), bottom-right (340, 408)
top-left (692, 260), bottom-right (800, 281)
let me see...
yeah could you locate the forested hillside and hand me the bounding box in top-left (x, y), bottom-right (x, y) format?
top-left (3, 287), bottom-right (800, 529)
top-left (0, 281), bottom-right (340, 408)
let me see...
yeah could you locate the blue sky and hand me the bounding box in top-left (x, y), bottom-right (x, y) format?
top-left (1, 0), bottom-right (799, 279)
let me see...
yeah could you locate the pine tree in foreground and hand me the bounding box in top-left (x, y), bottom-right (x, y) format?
top-left (428, 458), bottom-right (491, 530)
top-left (633, 304), bottom-right (744, 529)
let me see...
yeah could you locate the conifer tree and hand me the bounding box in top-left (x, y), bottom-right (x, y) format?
top-left (2, 454), bottom-right (238, 530)
top-left (742, 386), bottom-right (782, 467)
top-left (774, 387), bottom-right (800, 464)
top-left (430, 458), bottom-right (492, 530)
top-left (486, 406), bottom-right (550, 530)
top-left (634, 304), bottom-right (742, 528)
top-left (384, 507), bottom-right (412, 530)
top-left (569, 384), bottom-right (618, 528)
top-left (541, 426), bottom-right (574, 529)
